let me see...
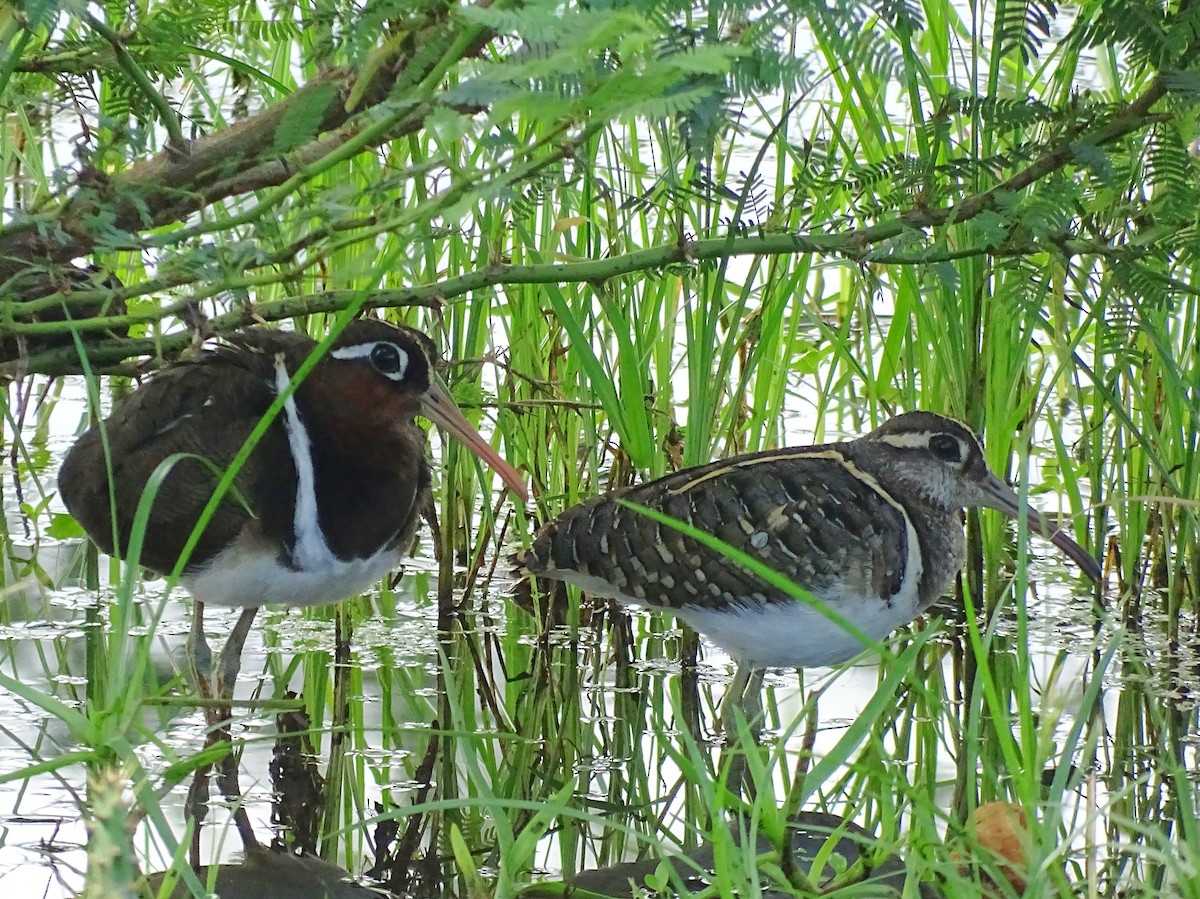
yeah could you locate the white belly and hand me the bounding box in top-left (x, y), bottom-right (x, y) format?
top-left (543, 569), bottom-right (924, 669)
top-left (184, 541), bottom-right (403, 608)
top-left (675, 587), bottom-right (923, 668)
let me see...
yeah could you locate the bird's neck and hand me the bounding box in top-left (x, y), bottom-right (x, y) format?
top-left (285, 382), bottom-right (429, 562)
top-left (844, 446), bottom-right (966, 605)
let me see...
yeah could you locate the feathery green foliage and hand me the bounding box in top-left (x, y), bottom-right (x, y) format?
top-left (3, 0), bottom-right (1200, 895)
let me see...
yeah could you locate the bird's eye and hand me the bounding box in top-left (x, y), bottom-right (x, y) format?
top-left (369, 342), bottom-right (408, 379)
top-left (929, 433), bottom-right (961, 462)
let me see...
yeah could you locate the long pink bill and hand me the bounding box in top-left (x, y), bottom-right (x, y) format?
top-left (420, 376), bottom-right (528, 502)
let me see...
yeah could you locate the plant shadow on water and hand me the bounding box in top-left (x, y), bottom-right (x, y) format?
top-left (0, 448), bottom-right (1195, 897)
top-left (9, 0), bottom-right (1200, 893)
top-left (0, 468), bottom-right (1196, 898)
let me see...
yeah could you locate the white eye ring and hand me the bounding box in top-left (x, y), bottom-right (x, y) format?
top-left (331, 341), bottom-right (409, 381)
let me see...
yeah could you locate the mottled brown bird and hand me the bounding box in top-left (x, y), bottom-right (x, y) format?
top-left (516, 412), bottom-right (1099, 727)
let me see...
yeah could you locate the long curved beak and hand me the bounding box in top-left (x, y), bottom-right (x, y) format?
top-left (420, 375), bottom-right (528, 502)
top-left (977, 472), bottom-right (1101, 582)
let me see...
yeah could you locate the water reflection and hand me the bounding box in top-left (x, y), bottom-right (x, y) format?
top-left (0, 455), bottom-right (1192, 896)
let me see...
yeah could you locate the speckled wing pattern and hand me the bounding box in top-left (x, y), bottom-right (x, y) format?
top-left (518, 448), bottom-right (912, 611)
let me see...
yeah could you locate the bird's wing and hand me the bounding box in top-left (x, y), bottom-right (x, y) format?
top-left (59, 349), bottom-right (295, 574)
top-left (518, 448), bottom-right (912, 610)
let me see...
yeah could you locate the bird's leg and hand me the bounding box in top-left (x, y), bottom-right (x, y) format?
top-left (185, 601), bottom-right (218, 862)
top-left (740, 667), bottom-right (766, 742)
top-left (185, 760), bottom-right (211, 867)
top-left (215, 606), bottom-right (259, 701)
top-left (187, 601), bottom-right (214, 706)
top-left (189, 605), bottom-right (262, 852)
top-left (719, 665), bottom-right (766, 800)
top-left (216, 746), bottom-right (260, 851)
top-left (719, 663), bottom-right (761, 737)
top-left (208, 608), bottom-right (262, 849)
top-left (188, 699), bottom-right (260, 857)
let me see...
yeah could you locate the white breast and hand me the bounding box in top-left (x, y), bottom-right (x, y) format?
top-left (183, 541), bottom-right (403, 609)
top-left (181, 358), bottom-right (404, 609)
top-left (675, 582), bottom-right (924, 668)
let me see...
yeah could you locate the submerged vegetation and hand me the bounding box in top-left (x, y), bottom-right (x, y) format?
top-left (1, 0), bottom-right (1200, 896)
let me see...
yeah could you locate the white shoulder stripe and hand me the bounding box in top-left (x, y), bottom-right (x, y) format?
top-left (275, 358), bottom-right (336, 569)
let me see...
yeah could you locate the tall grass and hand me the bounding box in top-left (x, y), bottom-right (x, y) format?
top-left (3, 1), bottom-right (1200, 897)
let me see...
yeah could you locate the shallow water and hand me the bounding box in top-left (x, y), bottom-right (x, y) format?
top-left (0, 384), bottom-right (1185, 897)
top-left (0, 561), bottom-right (1119, 892)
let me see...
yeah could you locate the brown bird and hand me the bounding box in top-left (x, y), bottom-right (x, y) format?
top-left (515, 412), bottom-right (1100, 728)
top-left (59, 318), bottom-right (526, 703)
